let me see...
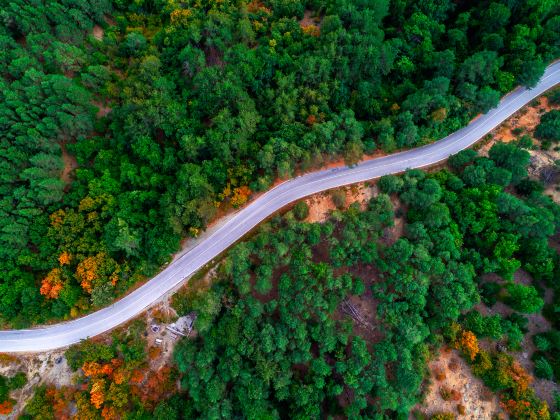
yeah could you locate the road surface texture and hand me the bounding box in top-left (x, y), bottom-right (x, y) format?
top-left (2, 62), bottom-right (560, 352)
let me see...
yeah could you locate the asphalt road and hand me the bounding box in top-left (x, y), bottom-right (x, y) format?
top-left (2, 62), bottom-right (560, 353)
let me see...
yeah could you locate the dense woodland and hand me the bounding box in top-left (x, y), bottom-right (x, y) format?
top-left (1, 0), bottom-right (560, 325)
top-left (18, 139), bottom-right (560, 418)
top-left (164, 139), bottom-right (560, 418)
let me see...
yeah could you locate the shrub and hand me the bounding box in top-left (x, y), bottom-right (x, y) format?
top-left (504, 284), bottom-right (544, 314)
top-left (533, 334), bottom-right (551, 352)
top-left (293, 201), bottom-right (309, 220)
top-left (430, 413), bottom-right (454, 420)
top-left (378, 175), bottom-right (403, 194)
top-left (534, 357), bottom-right (554, 380)
top-left (480, 282), bottom-right (501, 306)
top-left (439, 386), bottom-right (461, 401)
top-left (331, 189), bottom-right (347, 209)
top-left (434, 366), bottom-right (446, 381)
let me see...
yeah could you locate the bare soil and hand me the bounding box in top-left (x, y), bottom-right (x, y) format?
top-left (416, 348), bottom-right (503, 419)
top-left (476, 270), bottom-right (560, 408)
top-left (60, 143), bottom-right (78, 185)
top-left (479, 96), bottom-right (558, 155)
top-left (92, 25), bottom-right (104, 41)
top-left (299, 10), bottom-right (322, 29)
top-left (0, 350), bottom-right (73, 417)
top-left (304, 183), bottom-right (374, 223)
top-left (92, 100), bottom-right (112, 118)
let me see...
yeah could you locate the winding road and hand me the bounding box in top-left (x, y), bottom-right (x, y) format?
top-left (2, 62), bottom-right (560, 353)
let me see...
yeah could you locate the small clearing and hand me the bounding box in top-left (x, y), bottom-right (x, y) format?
top-left (299, 10), bottom-right (322, 30)
top-left (92, 25), bottom-right (104, 41)
top-left (416, 348), bottom-right (503, 419)
top-left (60, 143), bottom-right (78, 185)
top-left (93, 100), bottom-right (113, 118)
top-left (479, 95), bottom-right (560, 156)
top-left (304, 183), bottom-right (374, 223)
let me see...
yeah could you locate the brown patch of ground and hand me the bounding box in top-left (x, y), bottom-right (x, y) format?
top-left (92, 25), bottom-right (104, 41)
top-left (304, 183), bottom-right (374, 223)
top-left (60, 143), bottom-right (78, 185)
top-left (103, 15), bottom-right (116, 26)
top-left (416, 348), bottom-right (503, 419)
top-left (476, 270), bottom-right (560, 408)
top-left (479, 96), bottom-right (560, 156)
top-left (299, 10), bottom-right (322, 29)
top-left (144, 303), bottom-right (180, 371)
top-left (93, 100), bottom-right (112, 118)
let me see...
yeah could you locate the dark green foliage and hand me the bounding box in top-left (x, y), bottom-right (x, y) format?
top-left (293, 201), bottom-right (310, 221)
top-left (504, 284), bottom-right (544, 314)
top-left (171, 140), bottom-right (560, 416)
top-left (0, 376), bottom-right (9, 404)
top-left (8, 372), bottom-right (27, 390)
top-left (461, 311), bottom-right (503, 339)
top-left (480, 282), bottom-right (501, 306)
top-left (0, 371), bottom-right (27, 406)
top-left (535, 110), bottom-right (560, 148)
top-left (1, 0), bottom-right (558, 326)
top-left (378, 175), bottom-right (404, 195)
top-left (174, 205), bottom-right (394, 417)
top-left (65, 340), bottom-right (116, 371)
top-left (534, 356), bottom-right (554, 380)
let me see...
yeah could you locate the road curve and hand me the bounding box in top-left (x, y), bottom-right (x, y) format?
top-left (2, 62), bottom-right (560, 353)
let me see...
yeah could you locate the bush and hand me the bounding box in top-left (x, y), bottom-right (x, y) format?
top-left (430, 413), bottom-right (454, 420)
top-left (378, 175), bottom-right (404, 194)
top-left (534, 356), bottom-right (554, 380)
top-left (461, 311), bottom-right (503, 339)
top-left (449, 149), bottom-right (477, 170)
top-left (533, 334), bottom-right (551, 352)
top-left (8, 372), bottom-right (26, 390)
top-left (480, 282), bottom-right (501, 306)
top-left (331, 189), bottom-right (347, 209)
top-left (535, 110), bottom-right (560, 143)
top-left (507, 313), bottom-right (529, 333)
top-left (502, 321), bottom-right (523, 351)
top-left (293, 201), bottom-right (309, 221)
top-left (504, 284), bottom-right (544, 314)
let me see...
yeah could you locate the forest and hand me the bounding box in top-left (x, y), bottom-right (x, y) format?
top-left (19, 138), bottom-right (560, 418)
top-left (1, 0), bottom-right (559, 325)
top-left (162, 139), bottom-right (560, 418)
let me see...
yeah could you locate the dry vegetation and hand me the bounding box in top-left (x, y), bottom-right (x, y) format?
top-left (416, 348), bottom-right (503, 419)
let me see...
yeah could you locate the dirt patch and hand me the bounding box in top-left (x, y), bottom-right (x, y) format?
top-left (475, 269), bottom-right (559, 408)
top-left (479, 95), bottom-right (560, 156)
top-left (60, 143), bottom-right (78, 185)
top-left (103, 15), bottom-right (116, 26)
top-left (299, 10), bottom-right (322, 29)
top-left (93, 100), bottom-right (112, 118)
top-left (304, 183), bottom-right (374, 223)
top-left (416, 348), bottom-right (503, 419)
top-left (92, 25), bottom-right (104, 41)
top-left (144, 304), bottom-right (181, 371)
top-left (0, 350), bottom-right (73, 416)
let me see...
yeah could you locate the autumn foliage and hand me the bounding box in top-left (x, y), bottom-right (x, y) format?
top-left (75, 252), bottom-right (120, 293)
top-left (90, 378), bottom-right (106, 409)
top-left (133, 366), bottom-right (175, 410)
top-left (58, 251), bottom-right (72, 266)
top-left (230, 186), bottom-right (252, 207)
top-left (40, 268), bottom-right (64, 299)
top-left (455, 330), bottom-right (479, 361)
top-left (0, 400), bottom-right (13, 415)
top-left (76, 254), bottom-right (102, 293)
